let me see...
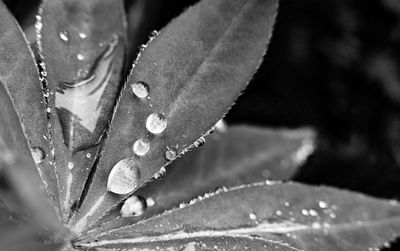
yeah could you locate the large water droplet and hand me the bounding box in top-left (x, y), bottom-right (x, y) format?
top-left (131, 81), bottom-right (149, 99)
top-left (146, 113), bottom-right (167, 134)
top-left (154, 167), bottom-right (166, 180)
top-left (165, 147), bottom-right (177, 161)
top-left (107, 158), bottom-right (140, 195)
top-left (133, 138), bottom-right (150, 156)
top-left (120, 195), bottom-right (147, 217)
top-left (31, 147), bottom-right (45, 164)
top-left (59, 31), bottom-right (69, 43)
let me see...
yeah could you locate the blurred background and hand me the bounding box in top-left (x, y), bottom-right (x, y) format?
top-left (3, 0), bottom-right (400, 249)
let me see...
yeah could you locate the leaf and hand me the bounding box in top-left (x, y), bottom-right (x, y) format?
top-left (38, 0), bottom-right (127, 220)
top-left (85, 125), bottom-right (316, 234)
top-left (0, 1), bottom-right (59, 212)
top-left (73, 0), bottom-right (279, 234)
top-left (76, 182), bottom-right (400, 251)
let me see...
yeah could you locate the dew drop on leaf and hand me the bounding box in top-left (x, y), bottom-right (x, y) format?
top-left (249, 212), bottom-right (257, 220)
top-left (59, 31), bottom-right (69, 43)
top-left (318, 201), bottom-right (328, 208)
top-left (68, 161), bottom-right (74, 170)
top-left (153, 167), bottom-right (166, 180)
top-left (133, 138), bottom-right (150, 156)
top-left (146, 113), bottom-right (167, 134)
top-left (165, 147), bottom-right (177, 161)
top-left (120, 195), bottom-right (147, 217)
top-left (146, 197), bottom-right (155, 207)
top-left (77, 53), bottom-right (84, 61)
top-left (78, 32), bottom-right (87, 39)
top-left (107, 158), bottom-right (140, 195)
top-left (31, 146), bottom-right (45, 164)
top-left (131, 81), bottom-right (149, 99)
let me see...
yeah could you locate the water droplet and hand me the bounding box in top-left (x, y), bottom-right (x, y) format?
top-left (275, 210), bottom-right (282, 216)
top-left (77, 53), bottom-right (84, 61)
top-left (133, 138), bottom-right (150, 156)
top-left (120, 195), bottom-right (147, 217)
top-left (107, 158), bottom-right (140, 195)
top-left (284, 201), bottom-right (290, 207)
top-left (194, 137), bottom-right (206, 147)
top-left (78, 32), bottom-right (87, 39)
top-left (301, 209), bottom-right (309, 216)
top-left (31, 147), bottom-right (45, 164)
top-left (309, 209), bottom-right (319, 217)
top-left (165, 147), bottom-right (177, 161)
top-left (146, 113), bottom-right (167, 134)
top-left (318, 201), bottom-right (328, 209)
top-left (249, 213), bottom-right (257, 220)
top-left (68, 162), bottom-right (74, 170)
top-left (153, 167), bottom-right (166, 180)
top-left (146, 197), bottom-right (155, 207)
top-left (59, 31), bottom-right (69, 42)
top-left (85, 152), bottom-right (91, 159)
top-left (131, 81), bottom-right (149, 99)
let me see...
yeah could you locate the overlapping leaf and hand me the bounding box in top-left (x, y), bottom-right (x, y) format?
top-left (85, 125), bottom-right (315, 234)
top-left (0, 1), bottom-right (59, 212)
top-left (38, 0), bottom-right (127, 220)
top-left (77, 182), bottom-right (400, 251)
top-left (74, 0), bottom-right (279, 234)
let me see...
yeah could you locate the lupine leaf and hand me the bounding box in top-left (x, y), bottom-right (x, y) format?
top-left (85, 125), bottom-right (315, 234)
top-left (73, 0), bottom-right (278, 234)
top-left (38, 0), bottom-right (127, 221)
top-left (0, 1), bottom-right (60, 212)
top-left (77, 182), bottom-right (400, 251)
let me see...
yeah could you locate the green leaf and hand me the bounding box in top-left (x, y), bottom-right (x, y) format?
top-left (73, 0), bottom-right (278, 234)
top-left (77, 182), bottom-right (400, 251)
top-left (0, 1), bottom-right (59, 212)
top-left (85, 125), bottom-right (315, 234)
top-left (38, 0), bottom-right (127, 220)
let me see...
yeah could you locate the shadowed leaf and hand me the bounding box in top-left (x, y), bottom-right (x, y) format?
top-left (74, 0), bottom-right (278, 234)
top-left (38, 0), bottom-right (127, 220)
top-left (0, 1), bottom-right (59, 212)
top-left (85, 125), bottom-right (315, 234)
top-left (77, 182), bottom-right (400, 251)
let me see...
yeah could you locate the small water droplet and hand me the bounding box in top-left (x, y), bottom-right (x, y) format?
top-left (146, 113), bottom-right (167, 134)
top-left (153, 167), bottom-right (166, 180)
top-left (78, 32), bottom-right (87, 39)
top-left (120, 195), bottom-right (147, 217)
top-left (59, 31), bottom-right (69, 42)
top-left (133, 138), bottom-right (150, 156)
top-left (249, 213), bottom-right (257, 220)
top-left (31, 147), bottom-right (45, 164)
top-left (309, 209), bottom-right (319, 217)
top-left (194, 137), bottom-right (206, 147)
top-left (86, 152), bottom-right (91, 159)
top-left (301, 209), bottom-right (309, 216)
top-left (146, 197), bottom-right (155, 207)
top-left (165, 147), bottom-right (177, 161)
top-left (68, 162), bottom-right (74, 170)
top-left (275, 210), bottom-right (282, 216)
top-left (77, 53), bottom-right (84, 61)
top-left (318, 201), bottom-right (328, 209)
top-left (107, 158), bottom-right (140, 195)
top-left (131, 81), bottom-right (149, 99)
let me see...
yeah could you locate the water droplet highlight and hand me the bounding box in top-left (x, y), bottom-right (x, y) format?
top-left (59, 31), bottom-right (69, 42)
top-left (165, 147), bottom-right (177, 161)
top-left (154, 167), bottom-right (166, 180)
top-left (107, 158), bottom-right (140, 195)
top-left (131, 81), bottom-right (149, 99)
top-left (68, 162), bottom-right (74, 170)
top-left (31, 147), bottom-right (45, 164)
top-left (77, 53), bottom-right (84, 61)
top-left (249, 213), bottom-right (257, 220)
top-left (146, 113), bottom-right (167, 134)
top-left (78, 32), bottom-right (87, 39)
top-left (120, 195), bottom-right (147, 217)
top-left (133, 138), bottom-right (150, 156)
top-left (146, 197), bottom-right (155, 207)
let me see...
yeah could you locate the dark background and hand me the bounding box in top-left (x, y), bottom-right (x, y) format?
top-left (4, 0), bottom-right (400, 249)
